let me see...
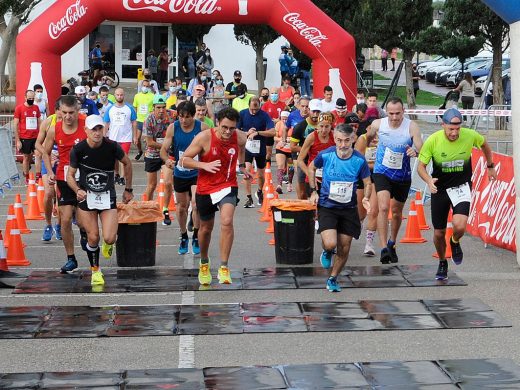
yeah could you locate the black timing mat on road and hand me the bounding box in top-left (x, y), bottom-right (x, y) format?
top-left (12, 265), bottom-right (466, 294)
top-left (0, 299), bottom-right (509, 339)
top-left (2, 358), bottom-right (520, 389)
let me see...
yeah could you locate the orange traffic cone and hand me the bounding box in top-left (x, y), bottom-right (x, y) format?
top-left (23, 172), bottom-right (35, 205)
top-left (0, 230), bottom-right (8, 272)
top-left (265, 208), bottom-right (275, 234)
top-left (37, 178), bottom-right (45, 213)
top-left (260, 191), bottom-right (275, 223)
top-left (400, 201), bottom-right (427, 243)
top-left (250, 165), bottom-right (257, 185)
top-left (25, 183), bottom-right (45, 220)
top-left (141, 193), bottom-right (149, 201)
top-left (3, 205), bottom-right (15, 248)
top-left (14, 194), bottom-right (31, 234)
top-left (433, 210), bottom-right (453, 259)
top-left (168, 191), bottom-right (176, 211)
top-left (268, 235), bottom-right (275, 245)
top-left (415, 191), bottom-right (429, 230)
top-left (157, 181), bottom-right (165, 210)
top-left (6, 219), bottom-right (31, 266)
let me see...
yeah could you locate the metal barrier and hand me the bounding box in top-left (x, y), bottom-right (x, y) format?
top-left (0, 114), bottom-right (14, 149)
top-left (486, 105), bottom-right (511, 133)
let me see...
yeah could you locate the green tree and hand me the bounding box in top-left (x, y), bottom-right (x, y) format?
top-left (361, 0), bottom-right (433, 108)
top-left (442, 0), bottom-right (509, 128)
top-left (233, 25), bottom-right (280, 91)
top-left (170, 25), bottom-right (214, 49)
top-left (0, 0), bottom-right (42, 91)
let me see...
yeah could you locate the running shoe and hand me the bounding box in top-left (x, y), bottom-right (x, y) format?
top-left (243, 197), bottom-right (254, 208)
top-left (192, 238), bottom-right (200, 255)
top-left (162, 210), bottom-right (172, 226)
top-left (387, 240), bottom-right (399, 263)
top-left (218, 265), bottom-right (232, 284)
top-left (380, 247), bottom-right (392, 264)
top-left (178, 237), bottom-right (189, 255)
top-left (91, 270), bottom-right (105, 286)
top-left (320, 250), bottom-right (334, 269)
top-left (450, 236), bottom-right (463, 265)
top-left (198, 259), bottom-right (212, 285)
top-left (255, 189), bottom-right (264, 206)
top-left (60, 258), bottom-right (78, 274)
top-left (275, 185), bottom-right (283, 195)
top-left (135, 151), bottom-right (143, 161)
top-left (101, 242), bottom-right (113, 259)
top-left (79, 230), bottom-right (88, 252)
top-left (363, 240), bottom-right (376, 257)
top-left (54, 224), bottom-right (62, 240)
top-left (42, 224), bottom-right (53, 241)
top-left (326, 277), bottom-right (341, 292)
top-left (435, 260), bottom-right (449, 281)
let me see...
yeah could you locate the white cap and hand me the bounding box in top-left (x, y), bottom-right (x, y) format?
top-left (85, 114), bottom-right (104, 130)
top-left (309, 99), bottom-right (322, 112)
top-left (281, 111), bottom-right (290, 118)
top-left (75, 85), bottom-right (86, 94)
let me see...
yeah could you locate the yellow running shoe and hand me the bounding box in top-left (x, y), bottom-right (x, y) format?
top-left (91, 270), bottom-right (105, 286)
top-left (198, 260), bottom-right (212, 285)
top-left (101, 242), bottom-right (113, 259)
top-left (217, 265), bottom-right (232, 284)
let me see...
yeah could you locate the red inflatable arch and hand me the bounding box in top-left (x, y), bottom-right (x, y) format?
top-left (16, 0), bottom-right (356, 108)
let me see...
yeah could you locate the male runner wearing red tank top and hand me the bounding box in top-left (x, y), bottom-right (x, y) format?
top-left (181, 107), bottom-right (251, 286)
top-left (43, 95), bottom-right (87, 274)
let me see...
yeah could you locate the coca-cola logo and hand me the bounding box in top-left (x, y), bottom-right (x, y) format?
top-left (48, 0), bottom-right (88, 40)
top-left (283, 13), bottom-right (328, 48)
top-left (122, 0), bottom-right (221, 14)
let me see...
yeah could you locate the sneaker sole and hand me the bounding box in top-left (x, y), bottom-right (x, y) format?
top-left (363, 251), bottom-right (375, 257)
top-left (435, 275), bottom-right (448, 281)
top-left (327, 287), bottom-right (341, 292)
top-left (452, 259), bottom-right (463, 265)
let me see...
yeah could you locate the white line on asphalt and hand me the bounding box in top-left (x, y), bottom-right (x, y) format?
top-left (2, 292), bottom-right (183, 299)
top-left (178, 256), bottom-right (196, 369)
top-left (24, 244), bottom-right (179, 248)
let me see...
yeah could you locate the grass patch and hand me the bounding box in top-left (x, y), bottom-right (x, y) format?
top-left (373, 72), bottom-right (390, 81)
top-left (377, 86), bottom-right (444, 107)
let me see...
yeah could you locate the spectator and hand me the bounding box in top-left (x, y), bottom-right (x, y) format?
top-left (187, 68), bottom-right (209, 96)
top-left (195, 42), bottom-right (207, 62)
top-left (147, 49), bottom-right (158, 82)
top-left (453, 72), bottom-right (475, 121)
top-left (231, 84), bottom-right (254, 113)
top-left (225, 70), bottom-right (247, 102)
top-left (412, 63), bottom-right (420, 97)
top-left (381, 49), bottom-right (388, 71)
top-left (138, 68), bottom-right (160, 95)
top-left (182, 49), bottom-right (197, 84)
top-left (390, 48), bottom-right (398, 71)
top-left (287, 48), bottom-right (299, 89)
top-left (278, 44), bottom-right (292, 82)
top-left (196, 47), bottom-right (215, 74)
top-left (158, 46), bottom-right (172, 89)
top-left (209, 74), bottom-right (226, 116)
top-left (298, 54), bottom-right (312, 97)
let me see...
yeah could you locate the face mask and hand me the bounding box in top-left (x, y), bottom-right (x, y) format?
top-left (169, 86), bottom-right (176, 93)
top-left (261, 95), bottom-right (269, 101)
top-left (201, 76), bottom-right (207, 81)
top-left (141, 87), bottom-right (149, 94)
top-left (270, 93), bottom-right (279, 102)
top-left (216, 80), bottom-right (223, 86)
top-left (238, 94), bottom-right (245, 99)
top-left (100, 96), bottom-right (108, 101)
top-left (145, 75), bottom-right (151, 80)
top-left (97, 81), bottom-right (103, 86)
top-left (212, 74), bottom-right (217, 80)
top-left (205, 51), bottom-right (210, 56)
top-left (234, 78), bottom-right (241, 83)
top-left (96, 45), bottom-right (100, 48)
top-left (26, 99), bottom-right (34, 105)
top-left (77, 96), bottom-right (85, 103)
top-left (36, 92), bottom-right (43, 100)
top-left (357, 98), bottom-right (365, 104)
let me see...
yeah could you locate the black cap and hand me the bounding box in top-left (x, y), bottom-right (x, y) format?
top-left (234, 70), bottom-right (242, 76)
top-left (177, 89), bottom-right (187, 97)
top-left (345, 113), bottom-right (360, 124)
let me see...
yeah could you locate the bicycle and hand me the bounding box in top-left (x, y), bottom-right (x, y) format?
top-left (78, 60), bottom-right (120, 89)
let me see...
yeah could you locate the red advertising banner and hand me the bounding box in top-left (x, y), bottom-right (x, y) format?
top-left (468, 149), bottom-right (516, 252)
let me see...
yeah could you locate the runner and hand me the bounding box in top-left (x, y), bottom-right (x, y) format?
top-left (308, 124), bottom-right (371, 292)
top-left (42, 95), bottom-right (87, 273)
top-left (417, 108), bottom-right (496, 280)
top-left (180, 107), bottom-right (251, 285)
top-left (132, 79), bottom-right (155, 160)
top-left (160, 101), bottom-right (209, 254)
top-left (273, 110), bottom-right (293, 194)
top-left (366, 97), bottom-right (423, 264)
top-left (67, 115), bottom-right (133, 287)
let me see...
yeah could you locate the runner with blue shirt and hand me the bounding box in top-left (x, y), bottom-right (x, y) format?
top-left (308, 124), bottom-right (372, 292)
top-left (366, 97), bottom-right (423, 265)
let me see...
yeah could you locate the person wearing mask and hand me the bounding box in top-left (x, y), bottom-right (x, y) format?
top-left (147, 49), bottom-right (158, 82)
top-left (259, 88), bottom-right (270, 107)
top-left (453, 72), bottom-right (475, 122)
top-left (231, 84), bottom-right (254, 113)
top-left (261, 87), bottom-right (287, 121)
top-left (164, 78), bottom-right (182, 109)
top-left (225, 70), bottom-right (247, 102)
top-left (97, 86), bottom-right (113, 118)
top-left (182, 49), bottom-right (197, 84)
top-left (89, 41), bottom-right (104, 80)
top-left (33, 84), bottom-right (49, 120)
top-left (208, 74), bottom-right (226, 116)
top-left (187, 68), bottom-right (209, 96)
top-left (195, 42), bottom-right (207, 63)
top-left (132, 79), bottom-right (155, 160)
top-left (351, 89), bottom-right (366, 113)
top-left (75, 86), bottom-right (99, 116)
top-left (158, 46), bottom-right (172, 89)
top-left (14, 90), bottom-right (41, 183)
top-left (138, 68), bottom-right (160, 94)
top-left (196, 47), bottom-right (215, 74)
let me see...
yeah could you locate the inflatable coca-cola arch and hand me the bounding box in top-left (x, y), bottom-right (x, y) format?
top-left (16, 0), bottom-right (357, 108)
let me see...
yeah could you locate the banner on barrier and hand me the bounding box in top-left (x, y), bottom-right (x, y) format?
top-left (405, 109), bottom-right (511, 117)
top-left (468, 149), bottom-right (516, 253)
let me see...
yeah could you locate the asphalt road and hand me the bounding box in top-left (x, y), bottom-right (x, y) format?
top-left (0, 156), bottom-right (519, 376)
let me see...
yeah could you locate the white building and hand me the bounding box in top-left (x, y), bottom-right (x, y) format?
top-left (14, 0), bottom-right (289, 90)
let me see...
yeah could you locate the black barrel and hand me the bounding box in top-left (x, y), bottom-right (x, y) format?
top-left (273, 208), bottom-right (315, 265)
top-left (116, 222), bottom-right (157, 267)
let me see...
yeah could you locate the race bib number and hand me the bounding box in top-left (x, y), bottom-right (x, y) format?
top-left (329, 181), bottom-right (354, 204)
top-left (86, 190), bottom-right (110, 210)
top-left (365, 147), bottom-right (377, 162)
top-left (139, 104), bottom-right (149, 115)
top-left (156, 137), bottom-right (164, 144)
top-left (112, 111), bottom-right (126, 126)
top-left (315, 168), bottom-right (323, 178)
top-left (26, 117), bottom-right (38, 130)
top-left (246, 140), bottom-right (261, 154)
top-left (446, 182), bottom-right (471, 207)
top-left (64, 165), bottom-right (80, 181)
top-left (176, 150), bottom-right (197, 172)
top-left (210, 186), bottom-right (232, 205)
top-left (79, 108), bottom-right (88, 116)
top-left (382, 148), bottom-right (404, 169)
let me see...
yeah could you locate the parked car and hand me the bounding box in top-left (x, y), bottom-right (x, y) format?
top-left (474, 68), bottom-right (510, 97)
top-left (470, 58), bottom-right (510, 80)
top-left (417, 56), bottom-right (446, 77)
top-left (444, 60), bottom-right (491, 87)
top-left (425, 58), bottom-right (460, 83)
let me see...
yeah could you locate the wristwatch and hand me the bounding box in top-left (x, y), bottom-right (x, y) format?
top-left (124, 188), bottom-right (133, 193)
